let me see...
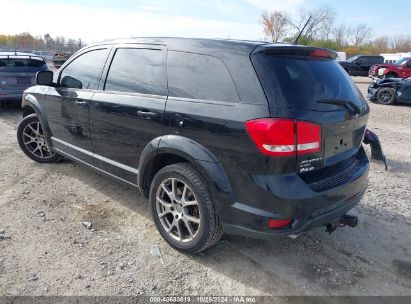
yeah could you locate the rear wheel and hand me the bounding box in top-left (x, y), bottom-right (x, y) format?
top-left (376, 87), bottom-right (396, 105)
top-left (17, 114), bottom-right (62, 163)
top-left (149, 163), bottom-right (223, 254)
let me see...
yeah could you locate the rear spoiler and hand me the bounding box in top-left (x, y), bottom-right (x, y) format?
top-left (0, 55), bottom-right (44, 61)
top-left (252, 45), bottom-right (338, 59)
top-left (363, 129), bottom-right (388, 170)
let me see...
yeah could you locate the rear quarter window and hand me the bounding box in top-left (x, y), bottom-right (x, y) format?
top-left (167, 51), bottom-right (239, 103)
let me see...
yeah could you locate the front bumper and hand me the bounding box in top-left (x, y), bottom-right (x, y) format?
top-left (367, 87), bottom-right (378, 101)
top-left (220, 149), bottom-right (369, 239)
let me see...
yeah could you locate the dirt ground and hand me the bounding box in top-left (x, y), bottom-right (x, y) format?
top-left (0, 77), bottom-right (410, 296)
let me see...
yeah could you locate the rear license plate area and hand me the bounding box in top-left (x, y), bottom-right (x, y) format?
top-left (325, 133), bottom-right (353, 158)
top-left (17, 77), bottom-right (31, 85)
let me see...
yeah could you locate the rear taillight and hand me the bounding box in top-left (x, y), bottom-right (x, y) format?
top-left (245, 118), bottom-right (321, 157)
top-left (268, 219), bottom-right (292, 229)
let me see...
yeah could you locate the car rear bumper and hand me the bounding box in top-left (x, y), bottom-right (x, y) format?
top-left (0, 90), bottom-right (24, 101)
top-left (219, 148), bottom-right (369, 239)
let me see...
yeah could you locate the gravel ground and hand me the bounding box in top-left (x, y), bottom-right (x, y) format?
top-left (0, 77), bottom-right (410, 296)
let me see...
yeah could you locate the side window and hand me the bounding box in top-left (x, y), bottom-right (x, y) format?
top-left (60, 48), bottom-right (109, 90)
top-left (105, 48), bottom-right (166, 96)
top-left (369, 57), bottom-right (379, 64)
top-left (167, 51), bottom-right (239, 102)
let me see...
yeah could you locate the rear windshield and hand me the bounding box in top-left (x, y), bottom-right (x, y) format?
top-left (0, 58), bottom-right (45, 68)
top-left (268, 56), bottom-right (366, 111)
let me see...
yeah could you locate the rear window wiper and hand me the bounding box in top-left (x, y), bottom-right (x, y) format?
top-left (316, 99), bottom-right (362, 115)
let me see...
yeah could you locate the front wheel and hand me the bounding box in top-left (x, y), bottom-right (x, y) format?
top-left (149, 163), bottom-right (223, 254)
top-left (376, 87), bottom-right (396, 105)
top-left (17, 114), bottom-right (62, 163)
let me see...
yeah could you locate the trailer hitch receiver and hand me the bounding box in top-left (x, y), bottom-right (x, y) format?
top-left (326, 214), bottom-right (358, 234)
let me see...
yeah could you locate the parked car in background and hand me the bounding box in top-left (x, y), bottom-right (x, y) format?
top-left (368, 77), bottom-right (411, 105)
top-left (381, 52), bottom-right (411, 63)
top-left (53, 52), bottom-right (71, 68)
top-left (32, 51), bottom-right (53, 61)
top-left (17, 38), bottom-right (382, 253)
top-left (0, 52), bottom-right (48, 103)
top-left (338, 55), bottom-right (384, 76)
top-left (369, 57), bottom-right (411, 79)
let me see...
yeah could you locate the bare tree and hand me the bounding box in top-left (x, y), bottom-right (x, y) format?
top-left (78, 38), bottom-right (83, 49)
top-left (289, 6), bottom-right (336, 40)
top-left (391, 35), bottom-right (411, 52)
top-left (352, 23), bottom-right (373, 46)
top-left (332, 23), bottom-right (351, 48)
top-left (261, 10), bottom-right (289, 42)
top-left (373, 36), bottom-right (390, 50)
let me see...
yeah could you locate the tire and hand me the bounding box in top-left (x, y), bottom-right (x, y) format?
top-left (149, 163), bottom-right (223, 254)
top-left (376, 87), bottom-right (396, 105)
top-left (17, 114), bottom-right (62, 163)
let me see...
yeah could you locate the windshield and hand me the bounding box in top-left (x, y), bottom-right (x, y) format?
top-left (394, 58), bottom-right (410, 65)
top-left (267, 56), bottom-right (366, 111)
top-left (347, 56), bottom-right (359, 62)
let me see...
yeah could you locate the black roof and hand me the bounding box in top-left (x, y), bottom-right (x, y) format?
top-left (91, 37), bottom-right (284, 57)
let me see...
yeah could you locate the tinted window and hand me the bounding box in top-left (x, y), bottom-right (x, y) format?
top-left (365, 57), bottom-right (375, 64)
top-left (168, 51), bottom-right (239, 102)
top-left (105, 48), bottom-right (166, 96)
top-left (0, 58), bottom-right (47, 72)
top-left (0, 58), bottom-right (45, 68)
top-left (60, 48), bottom-right (109, 90)
top-left (268, 56), bottom-right (365, 111)
top-left (366, 56), bottom-right (383, 64)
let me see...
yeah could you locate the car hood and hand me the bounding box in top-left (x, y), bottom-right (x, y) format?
top-left (375, 77), bottom-right (403, 85)
top-left (372, 63), bottom-right (398, 69)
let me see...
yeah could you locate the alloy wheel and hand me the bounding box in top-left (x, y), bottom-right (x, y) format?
top-left (22, 121), bottom-right (54, 159)
top-left (379, 90), bottom-right (394, 104)
top-left (155, 178), bottom-right (201, 243)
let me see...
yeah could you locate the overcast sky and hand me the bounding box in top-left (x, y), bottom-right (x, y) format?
top-left (0, 0), bottom-right (410, 43)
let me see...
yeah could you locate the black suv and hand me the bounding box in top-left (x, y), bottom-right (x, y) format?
top-left (17, 38), bottom-right (373, 253)
top-left (338, 55), bottom-right (384, 77)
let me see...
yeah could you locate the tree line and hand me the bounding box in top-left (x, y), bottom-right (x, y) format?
top-left (0, 33), bottom-right (84, 53)
top-left (261, 6), bottom-right (411, 58)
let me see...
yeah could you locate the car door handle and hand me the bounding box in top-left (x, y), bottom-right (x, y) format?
top-left (74, 100), bottom-right (88, 107)
top-left (137, 111), bottom-right (158, 119)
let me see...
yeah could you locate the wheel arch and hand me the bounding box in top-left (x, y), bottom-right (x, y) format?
top-left (385, 71), bottom-right (399, 78)
top-left (21, 94), bottom-right (52, 146)
top-left (138, 135), bottom-right (232, 200)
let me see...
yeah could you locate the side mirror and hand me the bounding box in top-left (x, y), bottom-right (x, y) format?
top-left (36, 71), bottom-right (54, 86)
top-left (355, 61), bottom-right (361, 65)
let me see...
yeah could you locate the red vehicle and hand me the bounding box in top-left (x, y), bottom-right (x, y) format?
top-left (369, 57), bottom-right (411, 79)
